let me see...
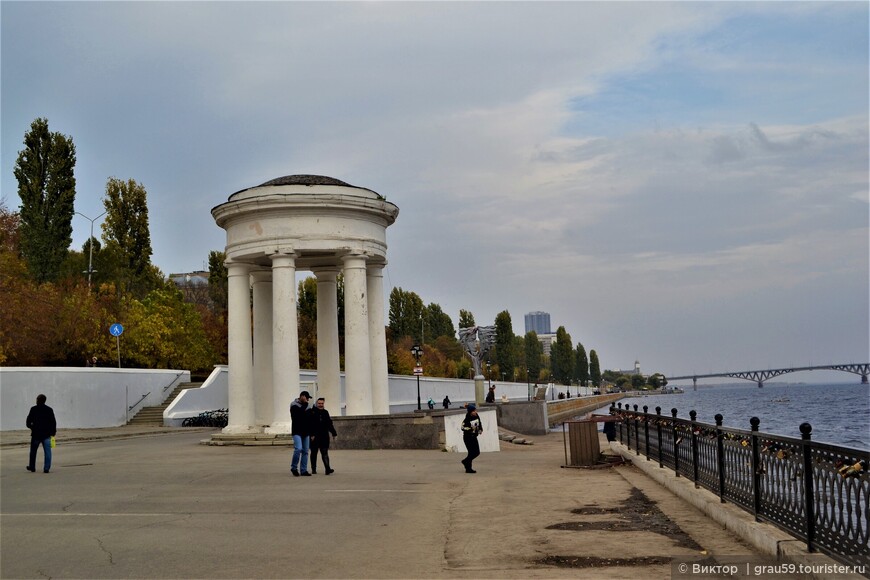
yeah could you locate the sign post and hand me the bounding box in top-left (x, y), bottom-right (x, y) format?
top-left (109, 323), bottom-right (124, 368)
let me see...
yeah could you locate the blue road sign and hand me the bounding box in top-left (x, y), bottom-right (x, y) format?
top-left (109, 323), bottom-right (124, 337)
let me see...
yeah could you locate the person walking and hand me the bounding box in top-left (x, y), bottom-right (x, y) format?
top-left (309, 397), bottom-right (338, 475)
top-left (460, 403), bottom-right (483, 474)
top-left (290, 390), bottom-right (313, 477)
top-left (26, 394), bottom-right (56, 473)
top-left (442, 395), bottom-right (451, 409)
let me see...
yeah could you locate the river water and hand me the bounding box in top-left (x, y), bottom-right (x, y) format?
top-left (595, 382), bottom-right (869, 451)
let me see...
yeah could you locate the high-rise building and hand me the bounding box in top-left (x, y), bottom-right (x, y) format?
top-left (524, 311), bottom-right (551, 335)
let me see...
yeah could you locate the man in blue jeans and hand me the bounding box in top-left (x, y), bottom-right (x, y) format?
top-left (26, 394), bottom-right (56, 473)
top-left (289, 390), bottom-right (312, 476)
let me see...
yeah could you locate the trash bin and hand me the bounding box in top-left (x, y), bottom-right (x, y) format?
top-left (567, 421), bottom-right (600, 466)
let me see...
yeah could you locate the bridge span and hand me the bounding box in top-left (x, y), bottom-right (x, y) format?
top-left (667, 363), bottom-right (869, 390)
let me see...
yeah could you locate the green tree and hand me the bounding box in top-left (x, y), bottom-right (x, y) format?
top-left (550, 326), bottom-right (574, 385)
top-left (649, 373), bottom-right (668, 388)
top-left (574, 342), bottom-right (589, 386)
top-left (524, 331), bottom-right (543, 383)
top-left (589, 349), bottom-right (602, 387)
top-left (207, 250), bottom-right (228, 312)
top-left (494, 310), bottom-right (516, 381)
top-left (388, 287), bottom-right (424, 341)
top-left (458, 309), bottom-right (475, 329)
top-left (102, 178), bottom-right (160, 296)
top-left (14, 118), bottom-right (76, 282)
top-left (298, 276), bottom-right (317, 322)
top-left (424, 302), bottom-right (455, 342)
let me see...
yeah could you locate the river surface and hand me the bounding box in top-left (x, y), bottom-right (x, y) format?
top-left (596, 382), bottom-right (869, 451)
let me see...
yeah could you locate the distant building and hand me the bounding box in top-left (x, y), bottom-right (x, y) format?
top-left (169, 271), bottom-right (209, 287)
top-left (525, 311), bottom-right (551, 335)
top-left (538, 333), bottom-right (557, 357)
top-left (614, 361), bottom-right (642, 376)
top-left (169, 271), bottom-right (211, 306)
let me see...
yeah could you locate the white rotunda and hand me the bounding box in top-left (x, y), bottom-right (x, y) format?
top-left (212, 175), bottom-right (399, 434)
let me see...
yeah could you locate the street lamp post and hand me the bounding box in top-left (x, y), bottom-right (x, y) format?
top-left (75, 209), bottom-right (107, 289)
top-left (486, 362), bottom-right (491, 389)
top-left (411, 344), bottom-right (423, 411)
top-left (527, 368), bottom-right (531, 401)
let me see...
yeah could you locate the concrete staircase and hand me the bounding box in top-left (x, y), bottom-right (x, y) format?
top-left (127, 382), bottom-right (201, 426)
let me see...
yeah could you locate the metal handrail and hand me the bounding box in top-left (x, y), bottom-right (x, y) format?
top-left (163, 372), bottom-right (186, 393)
top-left (128, 391), bottom-right (151, 412)
top-left (610, 403), bottom-right (870, 569)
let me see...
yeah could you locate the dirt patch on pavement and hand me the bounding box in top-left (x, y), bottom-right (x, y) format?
top-left (545, 486), bottom-right (704, 554)
top-left (537, 555), bottom-right (671, 568)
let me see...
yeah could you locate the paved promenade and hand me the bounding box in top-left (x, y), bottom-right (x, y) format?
top-left (0, 425), bottom-right (837, 579)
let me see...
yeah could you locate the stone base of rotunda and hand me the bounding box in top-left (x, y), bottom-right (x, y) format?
top-left (264, 422), bottom-right (292, 434)
top-left (221, 424), bottom-right (263, 435)
top-left (202, 411), bottom-right (468, 449)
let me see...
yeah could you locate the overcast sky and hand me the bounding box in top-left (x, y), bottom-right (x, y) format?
top-left (2, 1), bottom-right (868, 383)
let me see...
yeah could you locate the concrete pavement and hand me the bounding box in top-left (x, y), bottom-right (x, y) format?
top-left (0, 425), bottom-right (832, 579)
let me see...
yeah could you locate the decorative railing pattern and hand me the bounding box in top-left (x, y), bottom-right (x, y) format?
top-left (611, 403), bottom-right (870, 569)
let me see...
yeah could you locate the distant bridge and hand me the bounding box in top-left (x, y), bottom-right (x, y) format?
top-left (667, 363), bottom-right (869, 389)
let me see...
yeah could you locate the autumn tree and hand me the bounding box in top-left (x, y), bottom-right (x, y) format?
top-left (121, 286), bottom-right (214, 371)
top-left (589, 349), bottom-right (602, 387)
top-left (14, 118), bottom-right (76, 282)
top-left (574, 342), bottom-right (589, 386)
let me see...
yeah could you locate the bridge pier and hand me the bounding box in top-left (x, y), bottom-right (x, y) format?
top-left (693, 377), bottom-right (697, 391)
top-left (862, 374), bottom-right (868, 384)
top-left (758, 381), bottom-right (763, 388)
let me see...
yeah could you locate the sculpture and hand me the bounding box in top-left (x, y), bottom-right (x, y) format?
top-left (458, 325), bottom-right (497, 377)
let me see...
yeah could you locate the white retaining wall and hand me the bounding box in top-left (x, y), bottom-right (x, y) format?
top-left (165, 368), bottom-right (537, 426)
top-left (443, 409), bottom-right (500, 453)
top-left (0, 367), bottom-right (190, 429)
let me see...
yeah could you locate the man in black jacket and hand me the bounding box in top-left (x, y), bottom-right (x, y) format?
top-left (290, 390), bottom-right (312, 477)
top-left (309, 398), bottom-right (338, 475)
top-left (26, 394), bottom-right (57, 473)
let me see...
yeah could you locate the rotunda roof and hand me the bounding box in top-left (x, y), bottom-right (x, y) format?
top-left (258, 175), bottom-right (353, 187)
top-left (230, 174), bottom-right (383, 200)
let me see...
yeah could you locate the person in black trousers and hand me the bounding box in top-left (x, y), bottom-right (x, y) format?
top-left (460, 404), bottom-right (483, 473)
top-left (309, 397), bottom-right (337, 475)
top-left (26, 394), bottom-right (57, 473)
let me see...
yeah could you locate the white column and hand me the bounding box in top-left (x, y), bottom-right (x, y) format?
top-left (266, 252), bottom-right (299, 434)
top-left (367, 263), bottom-right (389, 415)
top-left (224, 261), bottom-right (257, 434)
top-left (251, 270), bottom-right (273, 427)
top-left (314, 267), bottom-right (341, 414)
top-left (342, 253), bottom-right (373, 415)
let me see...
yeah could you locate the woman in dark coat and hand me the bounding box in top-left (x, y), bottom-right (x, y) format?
top-left (460, 404), bottom-right (483, 473)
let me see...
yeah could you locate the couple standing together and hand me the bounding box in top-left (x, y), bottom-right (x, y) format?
top-left (289, 390), bottom-right (337, 477)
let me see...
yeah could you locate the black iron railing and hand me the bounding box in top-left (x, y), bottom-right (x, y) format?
top-left (611, 403), bottom-right (869, 569)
